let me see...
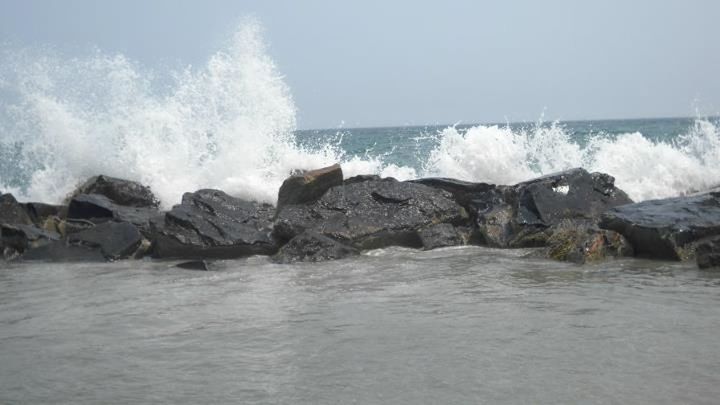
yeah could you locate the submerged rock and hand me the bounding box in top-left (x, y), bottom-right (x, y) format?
top-left (696, 237), bottom-right (720, 269)
top-left (21, 241), bottom-right (107, 262)
top-left (274, 178), bottom-right (468, 250)
top-left (176, 260), bottom-right (212, 271)
top-left (600, 191), bottom-right (720, 260)
top-left (152, 189), bottom-right (277, 259)
top-left (68, 175), bottom-right (159, 208)
top-left (276, 164), bottom-right (343, 211)
top-left (272, 231), bottom-right (359, 263)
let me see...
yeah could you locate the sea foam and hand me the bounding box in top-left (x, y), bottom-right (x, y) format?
top-left (1, 21), bottom-right (718, 206)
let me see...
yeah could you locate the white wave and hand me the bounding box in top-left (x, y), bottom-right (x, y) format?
top-left (0, 20), bottom-right (349, 207)
top-left (422, 119), bottom-right (720, 201)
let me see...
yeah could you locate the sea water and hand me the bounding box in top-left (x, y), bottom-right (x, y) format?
top-left (1, 21), bottom-right (720, 404)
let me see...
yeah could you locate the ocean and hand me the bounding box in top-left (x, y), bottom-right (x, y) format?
top-left (2, 22), bottom-right (720, 404)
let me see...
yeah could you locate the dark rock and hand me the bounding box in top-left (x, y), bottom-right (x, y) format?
top-left (418, 168), bottom-right (632, 248)
top-left (418, 223), bottom-right (463, 250)
top-left (277, 164), bottom-right (343, 211)
top-left (68, 221), bottom-right (143, 260)
top-left (152, 189), bottom-right (277, 259)
top-left (272, 231), bottom-right (359, 263)
top-left (274, 179), bottom-right (468, 250)
top-left (21, 241), bottom-right (106, 262)
top-left (176, 260), bottom-right (211, 271)
top-left (601, 191), bottom-right (720, 260)
top-left (0, 193), bottom-right (33, 226)
top-left (1, 223), bottom-right (60, 253)
top-left (68, 175), bottom-right (159, 208)
top-left (696, 237), bottom-right (720, 269)
top-left (67, 194), bottom-right (161, 237)
top-left (43, 217), bottom-right (96, 237)
top-left (21, 202), bottom-right (66, 225)
top-left (545, 220), bottom-right (633, 264)
top-left (344, 174), bottom-right (381, 185)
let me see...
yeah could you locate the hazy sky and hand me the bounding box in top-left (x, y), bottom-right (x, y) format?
top-left (1, 0), bottom-right (719, 129)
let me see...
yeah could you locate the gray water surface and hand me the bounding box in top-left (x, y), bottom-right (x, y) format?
top-left (1, 247), bottom-right (719, 404)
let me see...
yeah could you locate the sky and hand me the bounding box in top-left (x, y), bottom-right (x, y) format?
top-left (1, 0), bottom-right (719, 129)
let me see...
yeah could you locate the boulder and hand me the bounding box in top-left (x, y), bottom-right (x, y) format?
top-left (418, 223), bottom-right (463, 250)
top-left (68, 175), bottom-right (159, 208)
top-left (1, 223), bottom-right (60, 253)
top-left (67, 221), bottom-right (143, 260)
top-left (152, 189), bottom-right (277, 259)
top-left (276, 164), bottom-right (343, 210)
top-left (600, 191), bottom-right (720, 260)
top-left (272, 231), bottom-right (359, 263)
top-left (21, 241), bottom-right (106, 262)
top-left (67, 194), bottom-right (161, 236)
top-left (415, 168), bottom-right (633, 248)
top-left (21, 202), bottom-right (66, 225)
top-left (0, 193), bottom-right (33, 225)
top-left (696, 237), bottom-right (720, 269)
top-left (274, 178), bottom-right (468, 250)
top-left (545, 220), bottom-right (633, 264)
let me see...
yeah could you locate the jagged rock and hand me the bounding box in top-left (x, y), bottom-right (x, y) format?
top-left (152, 189), bottom-right (277, 259)
top-left (1, 223), bottom-right (60, 253)
top-left (42, 217), bottom-right (95, 237)
top-left (274, 178), bottom-right (468, 250)
top-left (68, 175), bottom-right (159, 208)
top-left (344, 174), bottom-right (381, 185)
top-left (272, 231), bottom-right (359, 263)
top-left (415, 168), bottom-right (632, 248)
top-left (545, 220), bottom-right (633, 264)
top-left (67, 221), bottom-right (143, 260)
top-left (696, 237), bottom-right (720, 269)
top-left (418, 223), bottom-right (463, 250)
top-left (21, 202), bottom-right (66, 225)
top-left (67, 194), bottom-right (161, 236)
top-left (601, 191), bottom-right (720, 260)
top-left (0, 193), bottom-right (33, 225)
top-left (277, 164), bottom-right (343, 210)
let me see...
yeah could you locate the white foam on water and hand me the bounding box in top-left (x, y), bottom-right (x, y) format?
top-left (0, 20), bottom-right (348, 207)
top-left (423, 119), bottom-right (720, 201)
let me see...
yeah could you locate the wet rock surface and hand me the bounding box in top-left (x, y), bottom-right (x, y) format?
top-left (274, 178), bottom-right (468, 250)
top-left (68, 221), bottom-right (143, 261)
top-left (276, 164), bottom-right (343, 211)
top-left (272, 231), bottom-right (359, 263)
top-left (68, 175), bottom-right (159, 208)
top-left (418, 223), bottom-right (463, 250)
top-left (152, 189), bottom-right (277, 259)
top-left (67, 194), bottom-right (161, 236)
top-left (545, 220), bottom-right (633, 264)
top-left (600, 191), bottom-right (720, 260)
top-left (696, 237), bottom-right (720, 269)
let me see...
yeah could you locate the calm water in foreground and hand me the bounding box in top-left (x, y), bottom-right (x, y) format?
top-left (2, 246), bottom-right (719, 404)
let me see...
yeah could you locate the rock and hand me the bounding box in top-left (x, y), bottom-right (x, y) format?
top-left (344, 174), bottom-right (381, 185)
top-left (418, 223), bottom-right (463, 250)
top-left (21, 202), bottom-right (66, 225)
top-left (67, 221), bottom-right (143, 260)
top-left (152, 189), bottom-right (277, 259)
top-left (545, 220), bottom-right (633, 264)
top-left (416, 168), bottom-right (632, 248)
top-left (176, 260), bottom-right (211, 271)
top-left (1, 223), bottom-right (60, 253)
top-left (21, 241), bottom-right (106, 262)
top-left (68, 175), bottom-right (159, 208)
top-left (42, 217), bottom-right (95, 237)
top-left (67, 194), bottom-right (161, 236)
top-left (274, 178), bottom-right (468, 250)
top-left (0, 193), bottom-right (33, 225)
top-left (272, 231), bottom-right (359, 263)
top-left (600, 191), bottom-right (720, 260)
top-left (276, 164), bottom-right (343, 211)
top-left (696, 237), bottom-right (720, 269)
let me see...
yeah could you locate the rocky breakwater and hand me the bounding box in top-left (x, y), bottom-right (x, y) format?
top-left (3, 165), bottom-right (719, 270)
top-left (600, 189), bottom-right (720, 268)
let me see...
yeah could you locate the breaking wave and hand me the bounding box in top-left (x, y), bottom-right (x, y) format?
top-left (1, 20), bottom-right (717, 206)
